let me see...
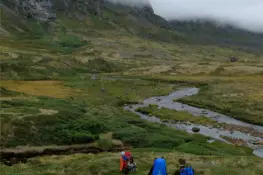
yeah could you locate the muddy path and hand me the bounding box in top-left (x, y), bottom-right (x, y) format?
top-left (124, 87), bottom-right (263, 158)
top-left (0, 145), bottom-right (131, 166)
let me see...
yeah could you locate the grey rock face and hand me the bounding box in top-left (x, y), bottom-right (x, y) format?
top-left (1, 0), bottom-right (160, 23)
top-left (2, 0), bottom-right (56, 21)
top-left (24, 0), bottom-right (56, 21)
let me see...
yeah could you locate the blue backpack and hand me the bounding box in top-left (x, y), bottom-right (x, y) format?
top-left (180, 166), bottom-right (194, 175)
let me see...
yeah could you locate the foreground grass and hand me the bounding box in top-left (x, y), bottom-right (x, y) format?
top-left (1, 150), bottom-right (262, 175)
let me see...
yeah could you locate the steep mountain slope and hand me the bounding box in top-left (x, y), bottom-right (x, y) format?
top-left (170, 20), bottom-right (263, 54)
top-left (0, 0), bottom-right (181, 41)
top-left (0, 0), bottom-right (182, 80)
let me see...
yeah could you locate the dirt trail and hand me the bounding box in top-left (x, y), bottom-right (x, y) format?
top-left (0, 144), bottom-right (131, 166)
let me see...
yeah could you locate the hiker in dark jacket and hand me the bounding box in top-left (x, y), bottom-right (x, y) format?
top-left (148, 158), bottom-right (157, 175)
top-left (128, 156), bottom-right (137, 172)
top-left (174, 158), bottom-right (194, 175)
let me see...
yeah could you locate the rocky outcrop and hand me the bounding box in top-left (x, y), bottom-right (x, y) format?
top-left (1, 0), bottom-right (159, 22)
top-left (1, 0), bottom-right (56, 21)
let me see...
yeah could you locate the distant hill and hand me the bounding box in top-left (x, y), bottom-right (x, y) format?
top-left (169, 20), bottom-right (263, 54)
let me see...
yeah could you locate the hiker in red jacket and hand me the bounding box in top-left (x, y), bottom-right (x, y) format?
top-left (120, 151), bottom-right (131, 175)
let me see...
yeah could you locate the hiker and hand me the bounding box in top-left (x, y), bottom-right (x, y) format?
top-left (120, 151), bottom-right (132, 175)
top-left (120, 151), bottom-right (128, 174)
top-left (148, 157), bottom-right (168, 175)
top-left (174, 158), bottom-right (195, 175)
top-left (128, 156), bottom-right (137, 172)
top-left (148, 158), bottom-right (157, 175)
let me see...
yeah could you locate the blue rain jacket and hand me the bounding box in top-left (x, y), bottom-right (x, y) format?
top-left (152, 158), bottom-right (167, 175)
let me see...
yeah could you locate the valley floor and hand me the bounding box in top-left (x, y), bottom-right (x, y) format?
top-left (1, 20), bottom-right (263, 174)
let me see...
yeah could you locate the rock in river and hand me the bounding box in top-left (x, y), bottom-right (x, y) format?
top-left (192, 127), bottom-right (200, 133)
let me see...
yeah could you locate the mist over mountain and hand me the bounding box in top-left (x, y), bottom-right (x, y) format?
top-left (151, 0), bottom-right (263, 33)
top-left (109, 0), bottom-right (263, 33)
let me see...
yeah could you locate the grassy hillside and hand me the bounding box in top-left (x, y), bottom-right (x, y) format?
top-left (0, 0), bottom-right (263, 174)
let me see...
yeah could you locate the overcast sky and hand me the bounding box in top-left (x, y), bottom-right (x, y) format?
top-left (107, 0), bottom-right (263, 33)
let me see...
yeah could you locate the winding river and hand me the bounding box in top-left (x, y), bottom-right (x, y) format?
top-left (124, 87), bottom-right (263, 158)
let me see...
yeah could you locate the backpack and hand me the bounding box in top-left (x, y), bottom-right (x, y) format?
top-left (180, 166), bottom-right (194, 175)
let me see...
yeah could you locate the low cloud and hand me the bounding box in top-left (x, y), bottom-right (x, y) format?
top-left (150, 0), bottom-right (263, 33)
top-left (106, 0), bottom-right (263, 33)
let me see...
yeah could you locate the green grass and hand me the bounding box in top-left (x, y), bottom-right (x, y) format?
top-left (0, 78), bottom-right (252, 156)
top-left (0, 87), bottom-right (24, 97)
top-left (1, 4), bottom-right (263, 174)
top-left (177, 80), bottom-right (263, 126)
top-left (136, 105), bottom-right (219, 126)
top-left (1, 151), bottom-right (262, 175)
top-left (63, 77), bottom-right (175, 105)
top-left (15, 33), bottom-right (88, 54)
top-left (0, 54), bottom-right (124, 80)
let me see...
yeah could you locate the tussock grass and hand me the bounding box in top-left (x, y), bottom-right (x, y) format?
top-left (0, 81), bottom-right (73, 98)
top-left (136, 105), bottom-right (218, 126)
top-left (64, 78), bottom-right (174, 105)
top-left (1, 151), bottom-right (262, 175)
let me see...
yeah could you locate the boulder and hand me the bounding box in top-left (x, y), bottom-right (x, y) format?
top-left (192, 127), bottom-right (200, 133)
top-left (230, 57), bottom-right (238, 62)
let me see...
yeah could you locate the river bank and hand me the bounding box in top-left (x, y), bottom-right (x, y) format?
top-left (124, 87), bottom-right (263, 158)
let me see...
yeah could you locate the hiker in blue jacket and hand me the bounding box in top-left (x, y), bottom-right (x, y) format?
top-left (148, 157), bottom-right (168, 175)
top-left (174, 158), bottom-right (194, 175)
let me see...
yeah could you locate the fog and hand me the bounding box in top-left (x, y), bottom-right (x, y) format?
top-left (107, 0), bottom-right (263, 33)
top-left (151, 0), bottom-right (263, 33)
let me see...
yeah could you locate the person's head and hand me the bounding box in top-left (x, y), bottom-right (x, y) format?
top-left (121, 151), bottom-right (125, 156)
top-left (178, 158), bottom-right (186, 166)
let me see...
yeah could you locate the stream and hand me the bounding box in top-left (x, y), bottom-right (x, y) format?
top-left (124, 87), bottom-right (263, 158)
